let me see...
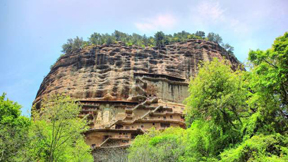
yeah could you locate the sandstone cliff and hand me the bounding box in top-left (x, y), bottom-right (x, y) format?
top-left (34, 39), bottom-right (241, 161)
top-left (35, 39), bottom-right (239, 103)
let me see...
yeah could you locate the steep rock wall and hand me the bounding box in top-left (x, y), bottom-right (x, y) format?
top-left (33, 39), bottom-right (241, 161)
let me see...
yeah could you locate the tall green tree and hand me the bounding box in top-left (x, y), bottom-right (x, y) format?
top-left (154, 31), bottom-right (165, 48)
top-left (184, 58), bottom-right (248, 159)
top-left (247, 32), bottom-right (288, 134)
top-left (219, 32), bottom-right (288, 161)
top-left (28, 95), bottom-right (93, 162)
top-left (62, 37), bottom-right (84, 54)
top-left (89, 32), bottom-right (102, 45)
top-left (0, 93), bottom-right (30, 162)
top-left (185, 58), bottom-right (248, 130)
top-left (223, 43), bottom-right (234, 53)
top-left (207, 32), bottom-right (223, 44)
top-left (195, 31), bottom-right (205, 38)
top-left (142, 34), bottom-right (149, 46)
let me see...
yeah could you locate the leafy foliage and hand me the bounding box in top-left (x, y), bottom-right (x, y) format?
top-left (220, 134), bottom-right (288, 162)
top-left (185, 58), bottom-right (248, 130)
top-left (27, 95), bottom-right (93, 162)
top-left (61, 30), bottom-right (234, 55)
top-left (0, 93), bottom-right (93, 162)
top-left (62, 36), bottom-right (87, 53)
top-left (128, 128), bottom-right (185, 162)
top-left (0, 93), bottom-right (30, 162)
top-left (247, 32), bottom-right (288, 134)
top-left (154, 31), bottom-right (165, 48)
top-left (207, 32), bottom-right (223, 44)
top-left (195, 31), bottom-right (205, 38)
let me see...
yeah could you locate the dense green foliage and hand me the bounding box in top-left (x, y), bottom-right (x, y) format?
top-left (0, 94), bottom-right (93, 162)
top-left (185, 58), bottom-right (247, 129)
top-left (27, 95), bottom-right (93, 162)
top-left (0, 93), bottom-right (30, 162)
top-left (61, 30), bottom-right (234, 55)
top-left (128, 32), bottom-right (288, 162)
top-left (207, 33), bottom-right (223, 44)
top-left (62, 37), bottom-right (87, 53)
top-left (247, 32), bottom-right (288, 134)
top-left (128, 128), bottom-right (185, 162)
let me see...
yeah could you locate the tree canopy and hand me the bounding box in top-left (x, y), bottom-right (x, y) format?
top-left (27, 95), bottom-right (93, 162)
top-left (61, 30), bottom-right (234, 56)
top-left (0, 93), bottom-right (30, 162)
top-left (0, 93), bottom-right (93, 162)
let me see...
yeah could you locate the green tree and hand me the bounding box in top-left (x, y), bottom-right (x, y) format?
top-left (131, 33), bottom-right (142, 46)
top-left (154, 31), bottom-right (165, 48)
top-left (73, 37), bottom-right (84, 49)
top-left (114, 30), bottom-right (123, 41)
top-left (0, 93), bottom-right (31, 162)
top-left (28, 95), bottom-right (93, 162)
top-left (185, 58), bottom-right (247, 129)
top-left (223, 43), bottom-right (234, 53)
top-left (184, 58), bottom-right (248, 159)
top-left (207, 32), bottom-right (223, 44)
top-left (219, 32), bottom-right (288, 161)
top-left (61, 38), bottom-right (73, 53)
top-left (247, 32), bottom-right (288, 134)
top-left (142, 34), bottom-right (149, 46)
top-left (195, 31), bottom-right (205, 38)
top-left (89, 32), bottom-right (102, 45)
top-left (128, 128), bottom-right (185, 162)
top-left (62, 37), bottom-right (84, 54)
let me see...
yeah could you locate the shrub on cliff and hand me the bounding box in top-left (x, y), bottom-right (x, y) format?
top-left (154, 31), bottom-right (165, 48)
top-left (62, 36), bottom-right (85, 54)
top-left (195, 31), bottom-right (205, 38)
top-left (207, 32), bottom-right (223, 44)
top-left (63, 30), bottom-right (234, 53)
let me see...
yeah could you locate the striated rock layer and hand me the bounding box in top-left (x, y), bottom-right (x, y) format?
top-left (34, 39), bottom-right (241, 161)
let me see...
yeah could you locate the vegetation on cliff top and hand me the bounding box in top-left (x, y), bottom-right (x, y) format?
top-left (61, 30), bottom-right (234, 55)
top-left (128, 32), bottom-right (288, 161)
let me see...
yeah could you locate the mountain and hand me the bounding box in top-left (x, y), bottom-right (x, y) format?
top-left (33, 39), bottom-right (241, 161)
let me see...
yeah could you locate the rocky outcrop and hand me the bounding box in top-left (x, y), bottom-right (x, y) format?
top-left (33, 39), bottom-right (241, 161)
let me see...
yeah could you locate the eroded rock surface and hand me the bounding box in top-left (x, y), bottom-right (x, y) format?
top-left (34, 39), bottom-right (241, 161)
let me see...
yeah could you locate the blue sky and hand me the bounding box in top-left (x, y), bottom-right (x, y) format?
top-left (0, 0), bottom-right (287, 116)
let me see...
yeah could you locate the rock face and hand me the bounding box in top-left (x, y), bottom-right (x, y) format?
top-left (34, 39), bottom-right (241, 161)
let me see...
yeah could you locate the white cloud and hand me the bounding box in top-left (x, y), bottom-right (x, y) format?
top-left (229, 18), bottom-right (249, 35)
top-left (189, 1), bottom-right (250, 36)
top-left (135, 14), bottom-right (177, 33)
top-left (196, 1), bottom-right (225, 22)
